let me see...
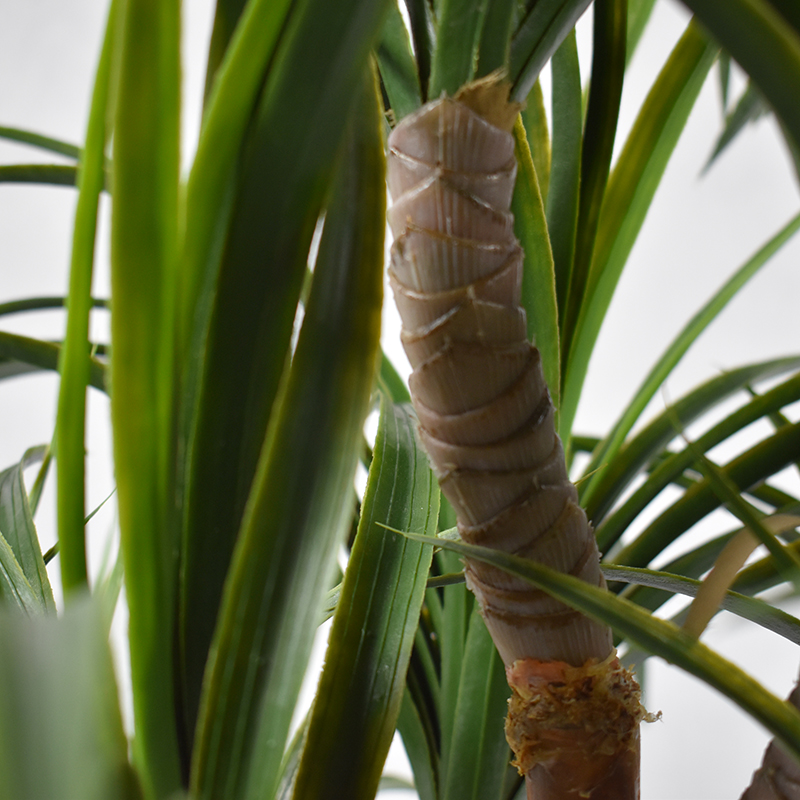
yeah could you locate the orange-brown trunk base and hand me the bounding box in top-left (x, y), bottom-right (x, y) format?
top-left (505, 654), bottom-right (647, 799)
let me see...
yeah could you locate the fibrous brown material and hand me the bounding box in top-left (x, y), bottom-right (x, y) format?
top-left (387, 79), bottom-right (645, 798)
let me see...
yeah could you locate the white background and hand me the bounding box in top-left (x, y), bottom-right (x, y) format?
top-left (0, 0), bottom-right (799, 797)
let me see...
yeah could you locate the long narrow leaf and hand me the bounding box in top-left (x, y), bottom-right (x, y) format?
top-left (292, 399), bottom-right (439, 799)
top-left (591, 357), bottom-right (800, 543)
top-left (0, 598), bottom-right (140, 800)
top-left (56, 2), bottom-right (115, 595)
top-left (398, 531), bottom-right (800, 765)
top-left (680, 0), bottom-right (800, 151)
top-left (0, 126), bottom-right (81, 160)
top-left (110, 0), bottom-right (182, 791)
top-left (560, 21), bottom-right (717, 441)
top-left (190, 68), bottom-right (385, 800)
top-left (513, 117), bottom-right (560, 410)
top-left (377, 0), bottom-right (423, 121)
top-left (0, 447), bottom-right (54, 612)
top-left (581, 211), bottom-right (800, 509)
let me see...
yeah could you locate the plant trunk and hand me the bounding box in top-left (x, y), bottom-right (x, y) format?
top-left (740, 677), bottom-right (800, 799)
top-left (387, 77), bottom-right (645, 798)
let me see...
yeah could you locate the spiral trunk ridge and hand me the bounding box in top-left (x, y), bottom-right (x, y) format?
top-left (388, 78), bottom-right (644, 799)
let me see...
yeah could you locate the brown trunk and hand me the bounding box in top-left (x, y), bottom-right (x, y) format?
top-left (387, 76), bottom-right (645, 798)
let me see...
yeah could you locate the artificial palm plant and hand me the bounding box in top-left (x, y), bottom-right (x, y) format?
top-left (0, 0), bottom-right (799, 798)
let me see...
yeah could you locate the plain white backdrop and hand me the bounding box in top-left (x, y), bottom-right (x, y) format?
top-left (1, 1), bottom-right (799, 797)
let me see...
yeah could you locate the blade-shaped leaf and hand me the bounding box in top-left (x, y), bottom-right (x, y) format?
top-left (442, 607), bottom-right (510, 800)
top-left (190, 68), bottom-right (385, 800)
top-left (0, 530), bottom-right (44, 614)
top-left (377, 0), bottom-right (423, 121)
top-left (0, 597), bottom-right (140, 800)
top-left (399, 530), bottom-right (800, 766)
top-left (0, 447), bottom-right (54, 613)
top-left (292, 399), bottom-right (439, 799)
top-left (513, 117), bottom-right (560, 411)
top-left (580, 211), bottom-right (800, 510)
top-left (560, 21), bottom-right (717, 441)
top-left (0, 125), bottom-right (81, 160)
top-left (591, 358), bottom-right (800, 546)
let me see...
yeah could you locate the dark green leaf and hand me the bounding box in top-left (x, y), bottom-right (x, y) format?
top-left (378, 0), bottom-right (423, 121)
top-left (509, 0), bottom-right (593, 101)
top-left (0, 126), bottom-right (81, 160)
top-left (560, 21), bottom-right (717, 442)
top-left (190, 68), bottom-right (386, 800)
top-left (429, 0), bottom-right (485, 96)
top-left (705, 81), bottom-right (768, 172)
top-left (292, 400), bottom-right (439, 799)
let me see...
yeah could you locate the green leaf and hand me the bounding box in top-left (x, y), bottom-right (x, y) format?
top-left (190, 68), bottom-right (385, 800)
top-left (379, 351), bottom-right (412, 404)
top-left (56, 1), bottom-right (116, 595)
top-left (292, 399), bottom-right (439, 799)
top-left (397, 688), bottom-right (438, 800)
top-left (603, 564), bottom-right (800, 647)
top-left (428, 0), bottom-right (485, 97)
top-left (521, 79), bottom-right (551, 207)
top-left (560, 21), bottom-right (717, 442)
top-left (705, 80), bottom-right (768, 172)
top-left (509, 0), bottom-right (593, 101)
top-left (442, 608), bottom-right (510, 800)
top-left (0, 125), bottom-right (81, 160)
top-left (377, 0), bottom-right (423, 121)
top-left (0, 530), bottom-right (44, 614)
top-left (179, 0), bottom-right (392, 734)
top-left (595, 365), bottom-right (800, 552)
top-left (558, 0), bottom-right (626, 381)
top-left (0, 163), bottom-right (81, 187)
top-left (513, 118), bottom-right (560, 412)
top-left (545, 29), bottom-right (582, 339)
top-left (398, 530), bottom-right (800, 765)
top-left (625, 0), bottom-right (657, 65)
top-left (679, 0), bottom-right (800, 152)
top-left (0, 331), bottom-right (106, 391)
top-left (580, 211), bottom-right (800, 510)
top-left (475, 0), bottom-right (516, 79)
top-left (0, 447), bottom-right (54, 613)
top-left (110, 0), bottom-right (182, 791)
top-left (613, 422), bottom-right (800, 570)
top-left (0, 597), bottom-right (140, 800)
top-left (401, 0), bottom-right (435, 100)
top-left (0, 296), bottom-right (107, 318)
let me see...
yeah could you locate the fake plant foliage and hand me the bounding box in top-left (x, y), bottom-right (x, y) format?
top-left (1, 1), bottom-right (800, 799)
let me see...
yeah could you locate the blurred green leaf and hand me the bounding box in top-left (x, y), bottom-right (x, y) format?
top-left (522, 79), bottom-right (551, 206)
top-left (190, 67), bottom-right (385, 800)
top-left (0, 447), bottom-right (54, 613)
top-left (509, 0), bottom-right (592, 101)
top-left (680, 0), bottom-right (800, 152)
top-left (429, 0), bottom-right (485, 96)
top-left (559, 0), bottom-right (626, 383)
top-left (561, 21), bottom-right (717, 441)
top-left (0, 126), bottom-right (81, 160)
top-left (613, 421), bottom-right (800, 570)
top-left (705, 81), bottom-right (768, 172)
top-left (626, 0), bottom-right (657, 64)
top-left (292, 399), bottom-right (439, 799)
top-left (0, 331), bottom-right (106, 391)
top-left (0, 597), bottom-right (140, 800)
top-left (546, 30), bottom-right (582, 329)
top-left (401, 0), bottom-right (435, 100)
top-left (590, 359), bottom-right (800, 544)
top-left (378, 0), bottom-right (423, 121)
top-left (397, 688), bottom-right (438, 800)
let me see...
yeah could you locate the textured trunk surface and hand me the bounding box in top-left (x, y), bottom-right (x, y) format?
top-left (387, 78), bottom-right (644, 798)
top-left (740, 679), bottom-right (800, 799)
